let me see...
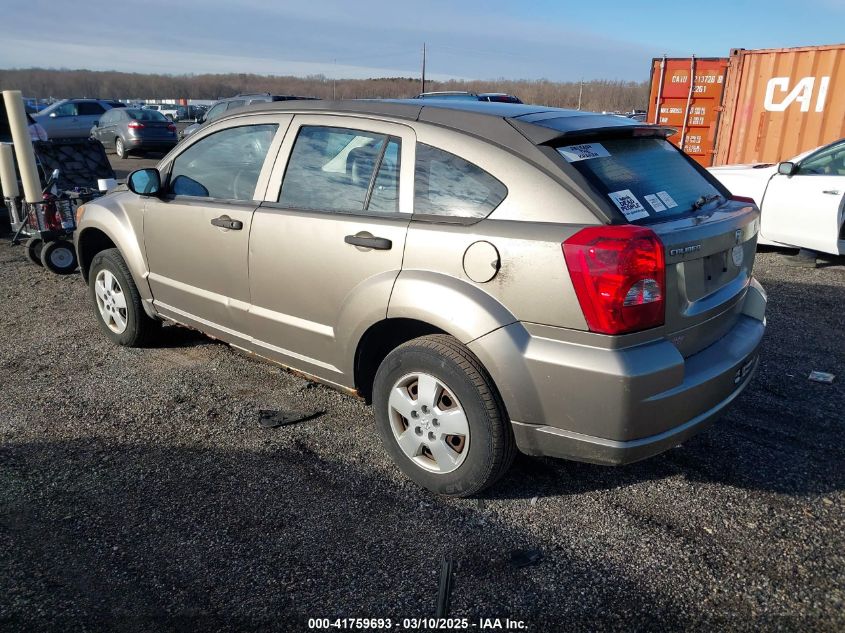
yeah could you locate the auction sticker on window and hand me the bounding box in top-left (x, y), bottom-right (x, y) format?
top-left (557, 143), bottom-right (610, 162)
top-left (608, 189), bottom-right (649, 221)
top-left (656, 190), bottom-right (678, 208)
top-left (643, 194), bottom-right (667, 212)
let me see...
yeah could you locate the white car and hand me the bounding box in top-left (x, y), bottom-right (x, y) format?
top-left (708, 139), bottom-right (845, 255)
top-left (142, 104), bottom-right (183, 121)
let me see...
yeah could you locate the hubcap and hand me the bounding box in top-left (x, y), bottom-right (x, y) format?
top-left (388, 372), bottom-right (469, 474)
top-left (94, 269), bottom-right (128, 334)
top-left (49, 246), bottom-right (74, 269)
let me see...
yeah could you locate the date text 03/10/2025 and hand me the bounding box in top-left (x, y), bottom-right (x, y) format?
top-left (306, 617), bottom-right (528, 630)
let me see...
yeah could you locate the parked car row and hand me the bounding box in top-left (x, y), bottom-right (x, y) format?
top-left (32, 98), bottom-right (125, 139)
top-left (74, 99), bottom-right (767, 496)
top-left (180, 93), bottom-right (319, 139)
top-left (139, 103), bottom-right (208, 122)
top-left (415, 91), bottom-right (523, 103)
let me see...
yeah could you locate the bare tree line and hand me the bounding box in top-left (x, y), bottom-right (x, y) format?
top-left (0, 68), bottom-right (649, 112)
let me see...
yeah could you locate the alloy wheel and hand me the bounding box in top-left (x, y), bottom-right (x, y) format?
top-left (94, 269), bottom-right (128, 333)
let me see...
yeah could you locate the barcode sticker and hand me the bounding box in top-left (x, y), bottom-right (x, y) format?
top-left (608, 190), bottom-right (649, 221)
top-left (656, 191), bottom-right (678, 208)
top-left (644, 194), bottom-right (667, 212)
top-left (557, 143), bottom-right (610, 163)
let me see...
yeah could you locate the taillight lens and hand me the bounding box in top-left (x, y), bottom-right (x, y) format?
top-left (167, 123), bottom-right (177, 132)
top-left (563, 225), bottom-right (665, 335)
top-left (127, 121), bottom-right (144, 129)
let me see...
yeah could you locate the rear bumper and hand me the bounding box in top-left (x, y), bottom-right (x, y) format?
top-left (511, 351), bottom-right (759, 465)
top-left (124, 137), bottom-right (177, 152)
top-left (468, 280), bottom-right (766, 465)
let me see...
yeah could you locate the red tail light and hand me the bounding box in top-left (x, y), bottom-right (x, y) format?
top-left (127, 121), bottom-right (145, 129)
top-left (167, 123), bottom-right (177, 132)
top-left (563, 225), bottom-right (665, 335)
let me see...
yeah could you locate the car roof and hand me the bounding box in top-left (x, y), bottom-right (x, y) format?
top-left (232, 98), bottom-right (656, 145)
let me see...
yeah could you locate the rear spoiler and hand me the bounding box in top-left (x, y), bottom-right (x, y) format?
top-left (508, 115), bottom-right (677, 145)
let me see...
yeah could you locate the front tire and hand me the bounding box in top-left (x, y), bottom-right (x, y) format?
top-left (115, 137), bottom-right (127, 159)
top-left (40, 240), bottom-right (78, 274)
top-left (373, 334), bottom-right (515, 497)
top-left (89, 248), bottom-right (159, 346)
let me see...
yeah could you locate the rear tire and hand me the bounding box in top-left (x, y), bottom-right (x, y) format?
top-left (40, 240), bottom-right (78, 274)
top-left (373, 334), bottom-right (515, 497)
top-left (89, 248), bottom-right (159, 346)
top-left (25, 237), bottom-right (44, 266)
top-left (115, 137), bottom-right (127, 159)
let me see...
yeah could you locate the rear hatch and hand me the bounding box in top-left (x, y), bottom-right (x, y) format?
top-left (137, 119), bottom-right (175, 139)
top-left (551, 132), bottom-right (759, 356)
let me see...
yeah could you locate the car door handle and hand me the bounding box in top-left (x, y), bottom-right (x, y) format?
top-left (822, 190), bottom-right (840, 195)
top-left (211, 215), bottom-right (243, 230)
top-left (344, 234), bottom-right (392, 250)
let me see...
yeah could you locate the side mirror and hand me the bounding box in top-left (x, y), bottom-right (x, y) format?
top-left (49, 112), bottom-right (58, 118)
top-left (92, 120), bottom-right (99, 127)
top-left (127, 168), bottom-right (162, 196)
top-left (777, 161), bottom-right (796, 176)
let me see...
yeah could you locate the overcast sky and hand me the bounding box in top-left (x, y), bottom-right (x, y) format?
top-left (2, 0), bottom-right (844, 81)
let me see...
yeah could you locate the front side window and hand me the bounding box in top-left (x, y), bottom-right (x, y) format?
top-left (169, 124), bottom-right (278, 200)
top-left (797, 141), bottom-right (845, 176)
top-left (278, 126), bottom-right (401, 215)
top-left (53, 102), bottom-right (77, 117)
top-left (414, 143), bottom-right (507, 220)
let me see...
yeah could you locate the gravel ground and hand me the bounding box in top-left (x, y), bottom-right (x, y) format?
top-left (1, 224), bottom-right (843, 630)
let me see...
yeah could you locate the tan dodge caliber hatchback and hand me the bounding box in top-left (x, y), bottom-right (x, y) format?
top-left (75, 100), bottom-right (767, 496)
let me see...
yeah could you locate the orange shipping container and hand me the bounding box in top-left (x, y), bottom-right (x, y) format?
top-left (715, 44), bottom-right (845, 165)
top-left (646, 43), bottom-right (845, 167)
top-left (646, 56), bottom-right (729, 166)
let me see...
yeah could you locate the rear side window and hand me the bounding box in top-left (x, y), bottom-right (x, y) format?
top-left (414, 143), bottom-right (507, 220)
top-left (279, 126), bottom-right (401, 215)
top-left (226, 100), bottom-right (246, 111)
top-left (368, 139), bottom-right (401, 214)
top-left (558, 137), bottom-right (721, 223)
top-left (78, 102), bottom-right (105, 115)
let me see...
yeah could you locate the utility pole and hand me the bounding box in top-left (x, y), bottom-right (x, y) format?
top-left (332, 58), bottom-right (337, 100)
top-left (577, 79), bottom-right (583, 110)
top-left (421, 43), bottom-right (426, 94)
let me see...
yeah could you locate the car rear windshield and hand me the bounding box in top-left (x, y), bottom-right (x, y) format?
top-left (556, 137), bottom-right (722, 223)
top-left (126, 109), bottom-right (168, 122)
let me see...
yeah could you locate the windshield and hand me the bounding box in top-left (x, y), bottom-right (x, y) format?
top-left (557, 137), bottom-right (723, 223)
